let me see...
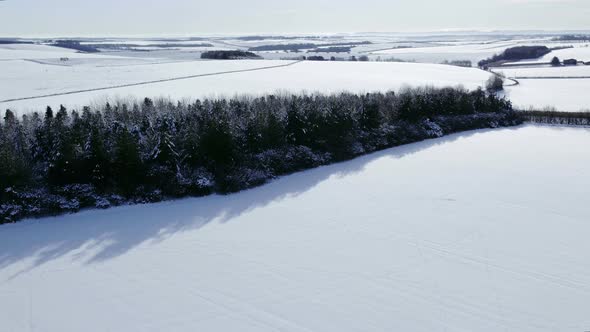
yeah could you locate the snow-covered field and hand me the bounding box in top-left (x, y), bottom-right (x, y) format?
top-left (535, 45), bottom-right (590, 63)
top-left (0, 58), bottom-right (288, 101)
top-left (505, 79), bottom-right (590, 112)
top-left (0, 44), bottom-right (492, 114)
top-left (496, 65), bottom-right (590, 78)
top-left (371, 40), bottom-right (521, 64)
top-left (1, 125), bottom-right (590, 332)
top-left (2, 35), bottom-right (589, 113)
top-left (495, 65), bottom-right (590, 111)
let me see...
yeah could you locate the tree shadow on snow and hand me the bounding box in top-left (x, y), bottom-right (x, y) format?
top-left (0, 126), bottom-right (522, 280)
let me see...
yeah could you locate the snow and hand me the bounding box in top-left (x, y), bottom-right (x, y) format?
top-left (1, 125), bottom-right (590, 332)
top-left (496, 66), bottom-right (590, 111)
top-left (1, 61), bottom-right (492, 114)
top-left (370, 40), bottom-right (532, 65)
top-left (0, 43), bottom-right (126, 60)
top-left (538, 45), bottom-right (590, 63)
top-left (496, 65), bottom-right (590, 78)
top-left (505, 44), bottom-right (590, 64)
top-left (0, 58), bottom-right (286, 101)
top-left (505, 78), bottom-right (590, 112)
top-left (2, 39), bottom-right (589, 114)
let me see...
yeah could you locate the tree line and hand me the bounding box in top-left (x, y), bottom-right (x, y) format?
top-left (478, 46), bottom-right (551, 68)
top-left (521, 110), bottom-right (590, 126)
top-left (0, 87), bottom-right (520, 223)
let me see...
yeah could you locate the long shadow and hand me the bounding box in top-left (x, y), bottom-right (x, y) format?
top-left (0, 126), bottom-right (522, 279)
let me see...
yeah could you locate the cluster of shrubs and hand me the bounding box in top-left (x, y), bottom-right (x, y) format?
top-left (0, 88), bottom-right (521, 223)
top-left (201, 50), bottom-right (261, 60)
top-left (478, 46), bottom-right (551, 68)
top-left (486, 75), bottom-right (504, 92)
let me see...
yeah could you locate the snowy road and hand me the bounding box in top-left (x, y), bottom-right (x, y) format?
top-left (1, 125), bottom-right (590, 331)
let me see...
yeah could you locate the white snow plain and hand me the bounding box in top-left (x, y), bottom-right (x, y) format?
top-left (496, 65), bottom-right (590, 78)
top-left (1, 56), bottom-right (492, 115)
top-left (505, 78), bottom-right (590, 112)
top-left (1, 125), bottom-right (590, 332)
top-left (369, 39), bottom-right (555, 66)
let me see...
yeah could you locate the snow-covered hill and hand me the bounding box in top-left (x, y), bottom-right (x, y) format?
top-left (0, 47), bottom-right (492, 114)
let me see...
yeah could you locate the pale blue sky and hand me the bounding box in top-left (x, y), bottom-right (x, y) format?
top-left (1, 0), bottom-right (589, 36)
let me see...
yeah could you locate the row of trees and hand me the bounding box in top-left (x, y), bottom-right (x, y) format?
top-left (0, 88), bottom-right (520, 223)
top-left (522, 109), bottom-right (590, 126)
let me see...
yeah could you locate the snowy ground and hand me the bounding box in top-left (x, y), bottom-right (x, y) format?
top-left (1, 125), bottom-right (590, 332)
top-left (495, 65), bottom-right (590, 111)
top-left (0, 58), bottom-right (287, 102)
top-left (505, 78), bottom-right (590, 112)
top-left (528, 44), bottom-right (590, 63)
top-left (2, 35), bottom-right (589, 113)
top-left (371, 40), bottom-right (524, 64)
top-left (366, 38), bottom-right (578, 65)
top-left (496, 65), bottom-right (590, 78)
top-left (0, 47), bottom-right (492, 114)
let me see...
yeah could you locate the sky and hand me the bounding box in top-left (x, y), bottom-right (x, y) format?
top-left (1, 0), bottom-right (589, 37)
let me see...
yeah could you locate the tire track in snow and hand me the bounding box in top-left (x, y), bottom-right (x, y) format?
top-left (0, 60), bottom-right (303, 104)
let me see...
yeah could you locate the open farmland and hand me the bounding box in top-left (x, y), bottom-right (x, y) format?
top-left (3, 34), bottom-right (588, 114)
top-left (504, 78), bottom-right (590, 112)
top-left (0, 43), bottom-right (493, 114)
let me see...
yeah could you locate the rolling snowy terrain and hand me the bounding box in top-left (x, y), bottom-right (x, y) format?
top-left (2, 37), bottom-right (590, 114)
top-left (505, 79), bottom-right (590, 112)
top-left (1, 125), bottom-right (589, 332)
top-left (0, 44), bottom-right (493, 114)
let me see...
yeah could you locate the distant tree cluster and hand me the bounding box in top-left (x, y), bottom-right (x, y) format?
top-left (201, 50), bottom-right (261, 60)
top-left (305, 56), bottom-right (326, 61)
top-left (0, 88), bottom-right (520, 223)
top-left (52, 40), bottom-right (100, 53)
top-left (478, 46), bottom-right (551, 68)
